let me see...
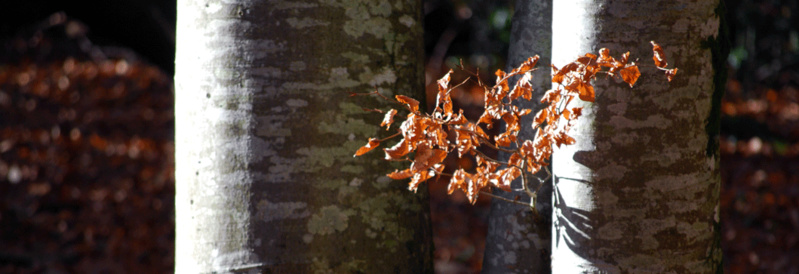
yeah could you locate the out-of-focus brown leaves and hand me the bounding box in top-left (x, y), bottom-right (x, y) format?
top-left (0, 19), bottom-right (174, 273)
top-left (719, 79), bottom-right (799, 273)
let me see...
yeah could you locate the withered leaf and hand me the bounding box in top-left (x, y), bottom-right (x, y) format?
top-left (513, 55), bottom-right (540, 74)
top-left (497, 168), bottom-right (520, 191)
top-left (651, 41), bottom-right (668, 68)
top-left (384, 138), bottom-right (412, 159)
top-left (428, 124), bottom-right (448, 148)
top-left (466, 174), bottom-right (480, 204)
top-left (400, 113), bottom-right (427, 144)
top-left (619, 65), bottom-right (641, 87)
top-left (502, 112), bottom-right (520, 132)
top-left (526, 160), bottom-right (542, 174)
top-left (540, 88), bottom-right (561, 104)
top-left (551, 64), bottom-right (564, 84)
top-left (448, 110), bottom-right (468, 125)
top-left (411, 143), bottom-right (434, 171)
top-left (619, 51), bottom-right (630, 65)
top-left (413, 143), bottom-right (448, 173)
top-left (509, 154), bottom-right (523, 172)
top-left (408, 171), bottom-right (432, 192)
top-left (576, 53), bottom-right (597, 65)
top-left (495, 132), bottom-right (516, 147)
top-left (562, 108), bottom-right (571, 119)
top-left (534, 108), bottom-right (548, 125)
top-left (533, 127), bottom-right (551, 150)
top-left (454, 129), bottom-right (474, 157)
top-left (665, 68), bottom-right (678, 82)
top-left (395, 95), bottom-right (420, 112)
top-left (448, 169), bottom-right (472, 195)
top-left (552, 62), bottom-right (578, 84)
top-left (387, 169), bottom-right (413, 180)
top-left (354, 138), bottom-right (380, 157)
top-left (495, 69), bottom-right (507, 79)
top-left (554, 131), bottom-right (576, 147)
top-left (598, 48), bottom-right (613, 63)
top-left (438, 70), bottom-right (452, 92)
top-left (576, 81), bottom-right (595, 102)
top-left (509, 72), bottom-right (534, 101)
top-left (380, 109), bottom-right (398, 130)
top-left (437, 70), bottom-right (454, 115)
top-left (484, 160), bottom-right (500, 173)
top-left (571, 107), bottom-right (583, 119)
top-left (478, 111), bottom-right (494, 127)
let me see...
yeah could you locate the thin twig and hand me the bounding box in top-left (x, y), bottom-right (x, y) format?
top-left (520, 159), bottom-right (536, 199)
top-left (472, 149), bottom-right (508, 165)
top-left (480, 190), bottom-right (531, 207)
top-left (378, 131), bottom-right (402, 142)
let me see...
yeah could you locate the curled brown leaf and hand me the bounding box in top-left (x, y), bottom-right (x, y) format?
top-left (354, 138), bottom-right (380, 157)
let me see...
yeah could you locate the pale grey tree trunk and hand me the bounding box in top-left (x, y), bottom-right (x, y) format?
top-left (174, 0), bottom-right (433, 273)
top-left (482, 0), bottom-right (552, 273)
top-left (550, 0), bottom-right (723, 272)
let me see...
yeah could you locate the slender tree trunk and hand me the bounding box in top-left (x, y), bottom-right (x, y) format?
top-left (174, 0), bottom-right (433, 273)
top-left (550, 0), bottom-right (724, 272)
top-left (482, 0), bottom-right (552, 273)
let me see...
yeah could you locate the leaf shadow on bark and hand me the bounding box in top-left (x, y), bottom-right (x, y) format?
top-left (552, 176), bottom-right (609, 269)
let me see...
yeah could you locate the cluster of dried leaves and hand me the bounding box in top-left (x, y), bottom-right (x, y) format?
top-left (354, 42), bottom-right (676, 207)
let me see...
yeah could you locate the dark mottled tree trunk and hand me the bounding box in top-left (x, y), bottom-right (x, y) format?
top-left (482, 0), bottom-right (552, 273)
top-left (174, 0), bottom-right (433, 272)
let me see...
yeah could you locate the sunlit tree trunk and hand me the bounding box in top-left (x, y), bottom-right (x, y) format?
top-left (174, 0), bottom-right (433, 272)
top-left (482, 0), bottom-right (552, 273)
top-left (550, 0), bottom-right (724, 272)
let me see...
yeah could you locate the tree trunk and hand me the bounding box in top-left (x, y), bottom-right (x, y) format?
top-left (174, 0), bottom-right (433, 273)
top-left (550, 0), bottom-right (724, 272)
top-left (482, 0), bottom-right (552, 273)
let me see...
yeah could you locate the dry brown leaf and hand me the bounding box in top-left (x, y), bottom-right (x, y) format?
top-left (380, 109), bottom-right (398, 130)
top-left (354, 138), bottom-right (380, 157)
top-left (396, 95), bottom-right (420, 112)
top-left (651, 41), bottom-right (668, 68)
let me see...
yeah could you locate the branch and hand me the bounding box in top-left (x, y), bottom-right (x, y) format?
top-left (480, 190), bottom-right (531, 207)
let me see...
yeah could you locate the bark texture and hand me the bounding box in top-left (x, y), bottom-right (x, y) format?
top-left (482, 0), bottom-right (552, 273)
top-left (550, 0), bottom-right (723, 272)
top-left (174, 0), bottom-right (433, 273)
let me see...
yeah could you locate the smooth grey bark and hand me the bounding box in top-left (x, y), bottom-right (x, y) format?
top-left (482, 0), bottom-right (552, 273)
top-left (550, 0), bottom-right (723, 272)
top-left (174, 0), bottom-right (433, 273)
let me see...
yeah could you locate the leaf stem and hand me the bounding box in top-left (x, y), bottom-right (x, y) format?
top-left (378, 131), bottom-right (402, 142)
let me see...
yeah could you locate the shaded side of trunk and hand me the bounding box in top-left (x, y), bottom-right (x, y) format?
top-left (550, 0), bottom-right (722, 272)
top-left (482, 0), bottom-right (552, 273)
top-left (174, 0), bottom-right (433, 273)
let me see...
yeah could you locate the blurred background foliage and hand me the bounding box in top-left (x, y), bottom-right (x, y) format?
top-left (0, 0), bottom-right (796, 273)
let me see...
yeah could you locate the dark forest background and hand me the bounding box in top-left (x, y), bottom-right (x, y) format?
top-left (0, 0), bottom-right (797, 273)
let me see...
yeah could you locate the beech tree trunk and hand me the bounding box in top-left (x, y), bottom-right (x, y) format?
top-left (550, 0), bottom-right (724, 272)
top-left (482, 0), bottom-right (552, 273)
top-left (174, 0), bottom-right (433, 272)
